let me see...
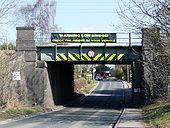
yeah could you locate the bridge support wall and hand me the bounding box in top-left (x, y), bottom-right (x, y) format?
top-left (15, 27), bottom-right (54, 107)
top-left (142, 28), bottom-right (165, 103)
top-left (132, 61), bottom-right (144, 105)
top-left (142, 28), bottom-right (170, 103)
top-left (47, 62), bottom-right (75, 105)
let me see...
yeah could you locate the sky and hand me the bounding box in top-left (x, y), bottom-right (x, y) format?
top-left (55, 0), bottom-right (122, 33)
top-left (0, 0), bottom-right (132, 43)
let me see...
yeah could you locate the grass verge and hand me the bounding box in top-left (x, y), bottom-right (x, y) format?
top-left (79, 80), bottom-right (98, 94)
top-left (0, 106), bottom-right (44, 120)
top-left (143, 100), bottom-right (170, 128)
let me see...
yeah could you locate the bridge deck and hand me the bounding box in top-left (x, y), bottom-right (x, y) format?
top-left (37, 45), bottom-right (142, 62)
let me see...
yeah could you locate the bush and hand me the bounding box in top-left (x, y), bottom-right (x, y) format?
top-left (115, 68), bottom-right (124, 79)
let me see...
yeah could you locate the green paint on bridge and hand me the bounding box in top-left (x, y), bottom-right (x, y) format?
top-left (37, 45), bottom-right (142, 62)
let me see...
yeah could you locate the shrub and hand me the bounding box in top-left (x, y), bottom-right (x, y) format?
top-left (115, 68), bottom-right (124, 79)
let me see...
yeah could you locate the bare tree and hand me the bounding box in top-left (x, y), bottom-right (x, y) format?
top-left (0, 0), bottom-right (23, 109)
top-left (16, 0), bottom-right (59, 42)
top-left (118, 0), bottom-right (170, 33)
top-left (0, 0), bottom-right (19, 24)
top-left (0, 51), bottom-right (14, 109)
top-left (118, 0), bottom-right (170, 101)
top-left (0, 0), bottom-right (20, 44)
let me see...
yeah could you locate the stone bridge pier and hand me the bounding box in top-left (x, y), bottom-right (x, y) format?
top-left (132, 61), bottom-right (144, 105)
top-left (16, 27), bottom-right (54, 107)
top-left (16, 27), bottom-right (75, 106)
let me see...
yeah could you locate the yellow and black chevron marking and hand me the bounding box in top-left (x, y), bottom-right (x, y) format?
top-left (56, 53), bottom-right (125, 61)
top-left (105, 53), bottom-right (116, 61)
top-left (93, 53), bottom-right (104, 61)
top-left (105, 53), bottom-right (125, 61)
top-left (81, 53), bottom-right (125, 61)
top-left (117, 53), bottom-right (124, 60)
top-left (56, 53), bottom-right (68, 61)
top-left (68, 53), bottom-right (81, 61)
top-left (81, 53), bottom-right (92, 61)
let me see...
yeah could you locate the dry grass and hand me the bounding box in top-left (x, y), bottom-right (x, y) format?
top-left (74, 77), bottom-right (98, 94)
top-left (0, 106), bottom-right (44, 120)
top-left (79, 80), bottom-right (98, 94)
top-left (74, 77), bottom-right (87, 92)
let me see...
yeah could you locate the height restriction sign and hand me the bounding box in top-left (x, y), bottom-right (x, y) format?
top-left (88, 50), bottom-right (95, 58)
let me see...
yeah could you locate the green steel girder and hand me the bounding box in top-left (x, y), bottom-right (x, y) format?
top-left (37, 45), bottom-right (142, 62)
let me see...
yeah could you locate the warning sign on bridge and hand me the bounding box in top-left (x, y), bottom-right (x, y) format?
top-left (51, 33), bottom-right (117, 43)
top-left (88, 50), bottom-right (95, 58)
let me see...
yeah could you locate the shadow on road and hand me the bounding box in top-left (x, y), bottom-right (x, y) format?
top-left (64, 87), bottom-right (131, 110)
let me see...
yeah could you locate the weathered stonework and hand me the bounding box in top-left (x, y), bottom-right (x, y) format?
top-left (142, 28), bottom-right (169, 102)
top-left (16, 27), bottom-right (35, 40)
top-left (16, 27), bottom-right (36, 62)
top-left (13, 27), bottom-right (54, 108)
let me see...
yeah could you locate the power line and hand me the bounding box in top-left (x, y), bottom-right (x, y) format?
top-left (57, 2), bottom-right (116, 4)
top-left (59, 8), bottom-right (113, 11)
top-left (56, 2), bottom-right (117, 11)
top-left (56, 12), bottom-right (117, 14)
top-left (56, 2), bottom-right (117, 6)
top-left (57, 4), bottom-right (116, 7)
top-left (55, 2), bottom-right (117, 14)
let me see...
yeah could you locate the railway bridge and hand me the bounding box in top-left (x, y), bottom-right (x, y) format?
top-left (14, 27), bottom-right (157, 106)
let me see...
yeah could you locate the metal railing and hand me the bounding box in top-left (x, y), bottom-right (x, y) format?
top-left (35, 33), bottom-right (142, 47)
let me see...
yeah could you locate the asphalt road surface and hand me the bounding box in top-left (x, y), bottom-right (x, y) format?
top-left (0, 80), bottom-right (125, 128)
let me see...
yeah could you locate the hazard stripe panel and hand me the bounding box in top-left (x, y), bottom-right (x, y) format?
top-left (56, 53), bottom-right (125, 61)
top-left (82, 53), bottom-right (91, 61)
top-left (69, 53), bottom-right (81, 61)
top-left (56, 56), bottom-right (62, 61)
top-left (106, 54), bottom-right (116, 61)
top-left (117, 54), bottom-right (124, 60)
top-left (75, 54), bottom-right (81, 59)
top-left (56, 53), bottom-right (67, 61)
top-left (94, 54), bottom-right (102, 61)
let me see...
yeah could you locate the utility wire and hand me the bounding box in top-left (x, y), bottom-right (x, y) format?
top-left (56, 2), bottom-right (117, 14)
top-left (56, 2), bottom-right (117, 6)
top-left (56, 8), bottom-right (116, 11)
top-left (57, 5), bottom-right (116, 6)
top-left (57, 2), bottom-right (116, 3)
top-left (57, 12), bottom-right (117, 14)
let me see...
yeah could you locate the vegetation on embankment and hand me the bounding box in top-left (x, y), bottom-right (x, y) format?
top-left (0, 106), bottom-right (44, 120)
top-left (143, 100), bottom-right (170, 128)
top-left (74, 77), bottom-right (98, 94)
top-left (78, 80), bottom-right (98, 94)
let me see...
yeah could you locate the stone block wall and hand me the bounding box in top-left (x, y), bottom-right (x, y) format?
top-left (142, 28), bottom-right (169, 102)
top-left (4, 27), bottom-right (55, 108)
